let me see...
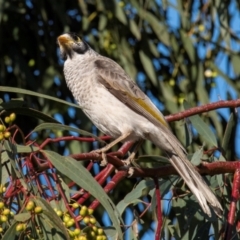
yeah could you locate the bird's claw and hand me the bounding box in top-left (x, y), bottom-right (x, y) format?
top-left (91, 149), bottom-right (108, 166)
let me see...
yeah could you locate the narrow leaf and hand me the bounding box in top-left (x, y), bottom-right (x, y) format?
top-left (117, 180), bottom-right (155, 215)
top-left (39, 214), bottom-right (68, 240)
top-left (191, 147), bottom-right (203, 166)
top-left (43, 150), bottom-right (123, 239)
top-left (32, 123), bottom-right (104, 143)
top-left (222, 113), bottom-right (235, 152)
top-left (15, 144), bottom-right (39, 153)
top-left (129, 19), bottom-right (141, 40)
top-left (183, 101), bottom-right (218, 146)
top-left (180, 30), bottom-right (196, 63)
top-left (139, 50), bottom-right (157, 86)
top-left (114, 2), bottom-right (127, 25)
top-left (103, 227), bottom-right (118, 240)
top-left (4, 107), bottom-right (59, 123)
top-left (34, 197), bottom-right (70, 239)
top-left (131, 0), bottom-right (169, 45)
top-left (231, 55), bottom-right (240, 75)
top-left (0, 86), bottom-right (80, 109)
top-left (184, 118), bottom-right (193, 147)
top-left (2, 221), bottom-right (18, 240)
top-left (14, 212), bottom-right (31, 222)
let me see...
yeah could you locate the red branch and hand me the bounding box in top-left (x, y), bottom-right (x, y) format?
top-left (225, 169), bottom-right (240, 240)
top-left (130, 161), bottom-right (240, 178)
top-left (154, 178), bottom-right (162, 240)
top-left (166, 99), bottom-right (240, 122)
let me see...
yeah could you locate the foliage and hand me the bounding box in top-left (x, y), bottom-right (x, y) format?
top-left (0, 0), bottom-right (240, 239)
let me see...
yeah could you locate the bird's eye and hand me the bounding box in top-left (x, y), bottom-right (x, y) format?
top-left (72, 34), bottom-right (80, 42)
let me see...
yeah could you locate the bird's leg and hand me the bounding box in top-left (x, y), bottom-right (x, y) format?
top-left (123, 140), bottom-right (143, 166)
top-left (122, 140), bottom-right (143, 177)
top-left (94, 131), bottom-right (132, 166)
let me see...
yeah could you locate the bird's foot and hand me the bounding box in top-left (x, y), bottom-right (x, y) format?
top-left (120, 154), bottom-right (138, 177)
top-left (122, 152), bottom-right (139, 167)
top-left (91, 148), bottom-right (108, 166)
top-left (118, 164), bottom-right (135, 177)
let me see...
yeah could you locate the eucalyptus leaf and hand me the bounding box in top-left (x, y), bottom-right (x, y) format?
top-left (114, 2), bottom-right (127, 25)
top-left (34, 197), bottom-right (70, 239)
top-left (222, 113), bottom-right (235, 152)
top-left (0, 86), bottom-right (80, 109)
top-left (129, 19), bottom-right (141, 40)
top-left (14, 212), bottom-right (31, 222)
top-left (191, 147), bottom-right (203, 166)
top-left (183, 101), bottom-right (218, 146)
top-left (3, 107), bottom-right (59, 123)
top-left (32, 123), bottom-right (104, 143)
top-left (139, 50), bottom-right (158, 86)
top-left (42, 150), bottom-right (123, 239)
top-left (2, 221), bottom-right (18, 240)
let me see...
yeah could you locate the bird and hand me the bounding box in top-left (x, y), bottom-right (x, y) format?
top-left (57, 32), bottom-right (222, 217)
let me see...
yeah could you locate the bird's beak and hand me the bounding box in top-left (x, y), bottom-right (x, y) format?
top-left (57, 34), bottom-right (74, 48)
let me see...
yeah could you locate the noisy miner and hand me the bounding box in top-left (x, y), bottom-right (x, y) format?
top-left (57, 33), bottom-right (222, 217)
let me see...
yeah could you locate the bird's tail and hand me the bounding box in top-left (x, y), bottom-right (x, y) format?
top-left (165, 149), bottom-right (222, 217)
top-left (148, 127), bottom-right (222, 217)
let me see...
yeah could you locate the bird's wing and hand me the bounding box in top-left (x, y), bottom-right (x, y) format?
top-left (94, 58), bottom-right (185, 152)
top-left (95, 58), bottom-right (223, 217)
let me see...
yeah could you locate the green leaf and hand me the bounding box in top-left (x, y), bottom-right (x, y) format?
top-left (184, 118), bottom-right (193, 147)
top-left (5, 107), bottom-right (59, 123)
top-left (39, 214), bottom-right (68, 240)
top-left (183, 101), bottom-right (218, 146)
top-left (0, 98), bottom-right (58, 123)
top-left (2, 221), bottom-right (18, 240)
top-left (191, 147), bottom-right (203, 166)
top-left (57, 174), bottom-right (71, 202)
top-left (14, 212), bottom-right (31, 222)
top-left (42, 150), bottom-right (123, 239)
top-left (34, 196), bottom-right (70, 240)
top-left (117, 179), bottom-right (154, 215)
top-left (148, 40), bottom-right (160, 58)
top-left (213, 2), bottom-right (230, 49)
top-left (117, 199), bottom-right (143, 217)
top-left (159, 177), bottom-right (177, 197)
top-left (131, 0), bottom-right (169, 45)
top-left (124, 179), bottom-right (155, 201)
top-left (0, 86), bottom-right (80, 109)
top-left (222, 113), bottom-right (235, 152)
top-left (3, 141), bottom-right (31, 191)
top-left (0, 99), bottom-right (25, 109)
top-left (15, 144), bottom-right (39, 153)
top-left (180, 30), bottom-right (196, 63)
top-left (196, 63), bottom-right (209, 104)
top-left (129, 19), bottom-right (141, 40)
top-left (160, 81), bottom-right (179, 114)
top-left (139, 50), bottom-right (157, 86)
top-left (103, 227), bottom-right (118, 240)
top-left (82, 16), bottom-right (90, 31)
top-left (216, 173), bottom-right (224, 189)
top-left (114, 2), bottom-right (127, 25)
top-left (32, 122), bottom-right (105, 143)
top-left (98, 14), bottom-right (107, 31)
top-left (231, 55), bottom-right (240, 75)
top-left (0, 160), bottom-right (11, 185)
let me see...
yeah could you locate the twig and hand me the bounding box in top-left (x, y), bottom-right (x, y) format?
top-left (225, 169), bottom-right (240, 240)
top-left (154, 178), bottom-right (162, 240)
top-left (166, 99), bottom-right (240, 122)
